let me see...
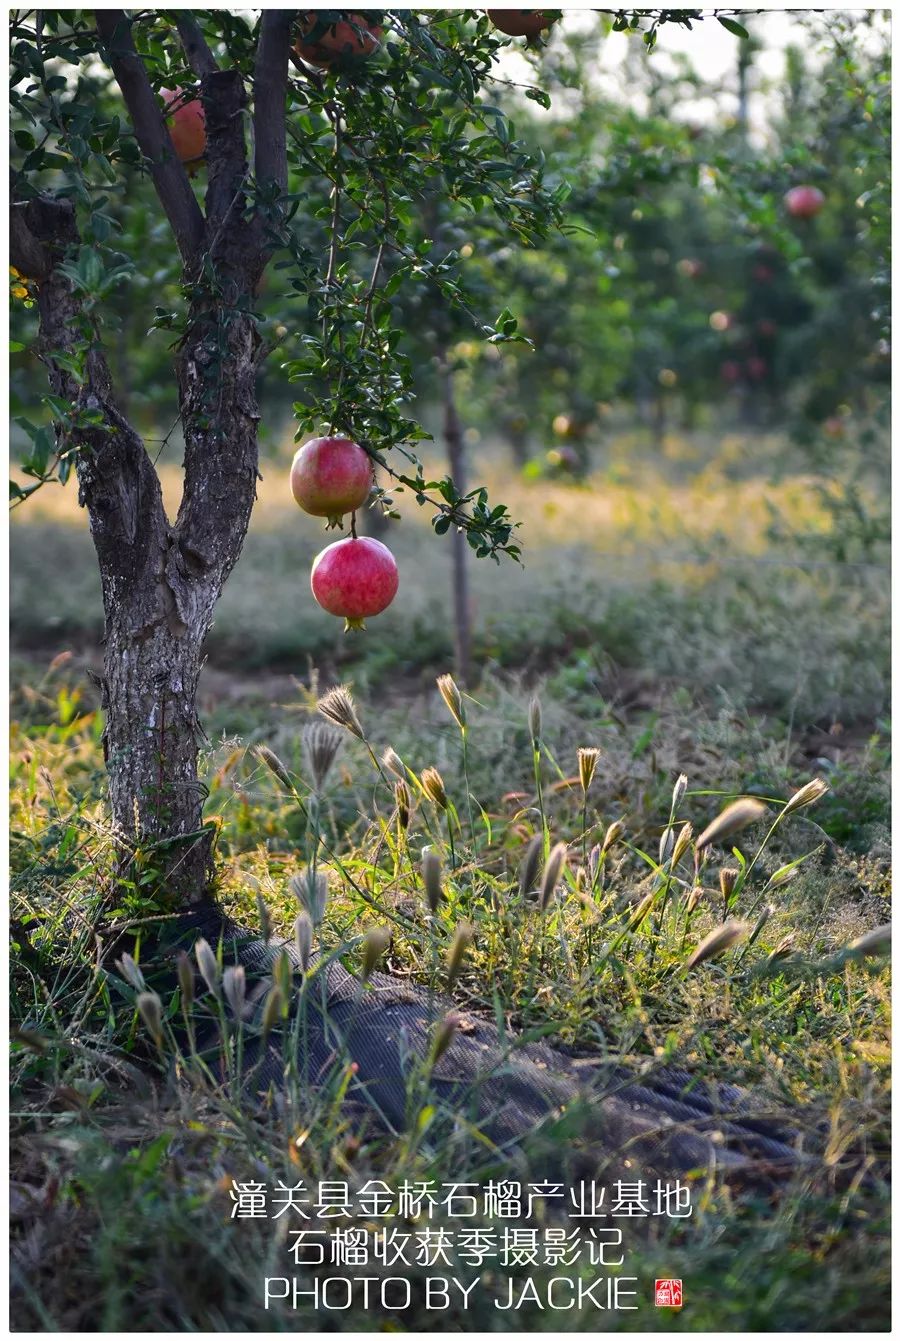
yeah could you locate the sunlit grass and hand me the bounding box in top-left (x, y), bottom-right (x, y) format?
top-left (10, 426), bottom-right (889, 730)
top-left (9, 658), bottom-right (891, 1330)
top-left (11, 425), bottom-right (849, 559)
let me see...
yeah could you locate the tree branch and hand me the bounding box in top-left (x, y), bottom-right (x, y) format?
top-left (10, 186), bottom-right (52, 280)
top-left (17, 186), bottom-right (169, 608)
top-left (175, 11), bottom-right (220, 77)
top-left (202, 67), bottom-right (251, 229)
top-left (96, 9), bottom-right (205, 266)
top-left (253, 9), bottom-right (293, 194)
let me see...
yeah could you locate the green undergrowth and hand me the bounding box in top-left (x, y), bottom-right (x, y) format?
top-left (9, 657), bottom-right (891, 1330)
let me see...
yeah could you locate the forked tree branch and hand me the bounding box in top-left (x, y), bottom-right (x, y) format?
top-left (175, 11), bottom-right (220, 77)
top-left (10, 193), bottom-right (52, 280)
top-left (13, 186), bottom-right (168, 602)
top-left (96, 9), bottom-right (205, 265)
top-left (253, 9), bottom-right (293, 195)
top-left (202, 67), bottom-right (251, 229)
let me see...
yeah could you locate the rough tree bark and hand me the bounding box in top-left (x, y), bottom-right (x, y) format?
top-left (11, 10), bottom-right (292, 903)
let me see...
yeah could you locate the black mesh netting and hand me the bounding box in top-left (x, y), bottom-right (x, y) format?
top-left (155, 900), bottom-right (809, 1182)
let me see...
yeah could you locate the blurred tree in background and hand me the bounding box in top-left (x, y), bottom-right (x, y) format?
top-left (12, 11), bottom-right (889, 466)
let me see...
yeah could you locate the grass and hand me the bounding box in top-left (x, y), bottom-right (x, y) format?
top-left (10, 423), bottom-right (890, 724)
top-left (9, 655), bottom-right (891, 1331)
top-left (9, 421), bottom-right (891, 1330)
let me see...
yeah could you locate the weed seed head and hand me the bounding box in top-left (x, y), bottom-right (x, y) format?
top-left (117, 952), bottom-right (145, 992)
top-left (253, 744), bottom-right (294, 791)
top-left (421, 847), bottom-right (443, 914)
top-left (137, 991), bottom-right (164, 1045)
top-left (362, 926), bottom-right (391, 981)
top-left (317, 686), bottom-right (364, 741)
top-left (302, 722), bottom-right (343, 791)
top-left (685, 919), bottom-right (750, 972)
top-left (747, 905), bottom-right (774, 947)
top-left (395, 780), bottom-right (410, 829)
top-left (273, 947), bottom-right (293, 998)
top-left (518, 833), bottom-right (543, 899)
top-left (422, 767), bottom-right (448, 810)
top-left (528, 695), bottom-right (542, 744)
top-left (846, 924), bottom-right (892, 959)
top-left (782, 776), bottom-right (829, 817)
top-left (195, 938), bottom-right (220, 996)
top-left (431, 1012), bottom-right (462, 1065)
top-left (260, 985), bottom-right (285, 1041)
top-left (294, 911), bottom-right (314, 973)
top-left (446, 920), bottom-right (474, 988)
top-left (578, 747), bottom-right (601, 794)
top-left (672, 772), bottom-right (688, 811)
top-left (628, 889), bottom-right (655, 930)
top-left (685, 886), bottom-right (705, 914)
top-left (540, 842), bottom-right (568, 912)
top-left (718, 867), bottom-right (739, 902)
top-left (601, 819), bottom-right (624, 856)
top-left (256, 889), bottom-right (272, 943)
top-left (437, 674), bottom-right (466, 730)
top-left (223, 965), bottom-right (246, 1018)
top-left (382, 747), bottom-right (406, 779)
top-left (176, 950), bottom-right (194, 1008)
top-left (290, 867), bottom-right (329, 925)
top-left (696, 797), bottom-right (768, 851)
top-left (671, 822), bottom-right (693, 866)
top-left (659, 824), bottom-right (675, 864)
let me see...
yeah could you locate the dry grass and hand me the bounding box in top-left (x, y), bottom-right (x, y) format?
top-left (9, 658), bottom-right (891, 1331)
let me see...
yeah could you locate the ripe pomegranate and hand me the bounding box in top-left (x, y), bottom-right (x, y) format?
top-left (756, 318), bottom-right (778, 338)
top-left (311, 536), bottom-right (399, 630)
top-left (720, 360), bottom-right (742, 385)
top-left (745, 356), bottom-right (767, 382)
top-left (784, 185), bottom-right (825, 219)
top-left (752, 264), bottom-right (774, 283)
top-left (162, 88), bottom-right (206, 168)
top-left (291, 436), bottom-right (373, 526)
top-left (294, 12), bottom-right (382, 66)
top-left (487, 9), bottom-right (554, 39)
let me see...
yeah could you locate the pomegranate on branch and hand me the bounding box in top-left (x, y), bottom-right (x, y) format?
top-left (291, 436), bottom-right (373, 527)
top-left (294, 12), bottom-right (382, 67)
top-left (784, 184), bottom-right (825, 219)
top-left (311, 535), bottom-right (399, 630)
top-left (161, 88), bottom-right (206, 169)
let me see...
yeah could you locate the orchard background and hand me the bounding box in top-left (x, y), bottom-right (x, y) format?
top-left (9, 7), bottom-right (890, 1332)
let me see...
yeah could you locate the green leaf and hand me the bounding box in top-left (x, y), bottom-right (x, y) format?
top-left (717, 17), bottom-right (750, 39)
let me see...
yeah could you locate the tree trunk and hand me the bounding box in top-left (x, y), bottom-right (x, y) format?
top-left (443, 366), bottom-right (473, 688)
top-left (507, 425), bottom-right (530, 470)
top-left (13, 65), bottom-right (267, 905)
top-left (102, 620), bottom-right (210, 896)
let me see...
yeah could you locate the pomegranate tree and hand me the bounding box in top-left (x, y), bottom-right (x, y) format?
top-left (161, 88), bottom-right (206, 168)
top-left (291, 436), bottom-right (373, 526)
top-left (294, 12), bottom-right (382, 66)
top-left (784, 185), bottom-right (825, 219)
top-left (310, 536), bottom-right (399, 630)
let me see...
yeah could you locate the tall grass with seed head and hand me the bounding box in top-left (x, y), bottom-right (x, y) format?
top-left (437, 674), bottom-right (477, 853)
top-left (577, 747), bottom-right (600, 869)
top-left (528, 696), bottom-right (548, 857)
top-left (421, 846), bottom-right (443, 1014)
